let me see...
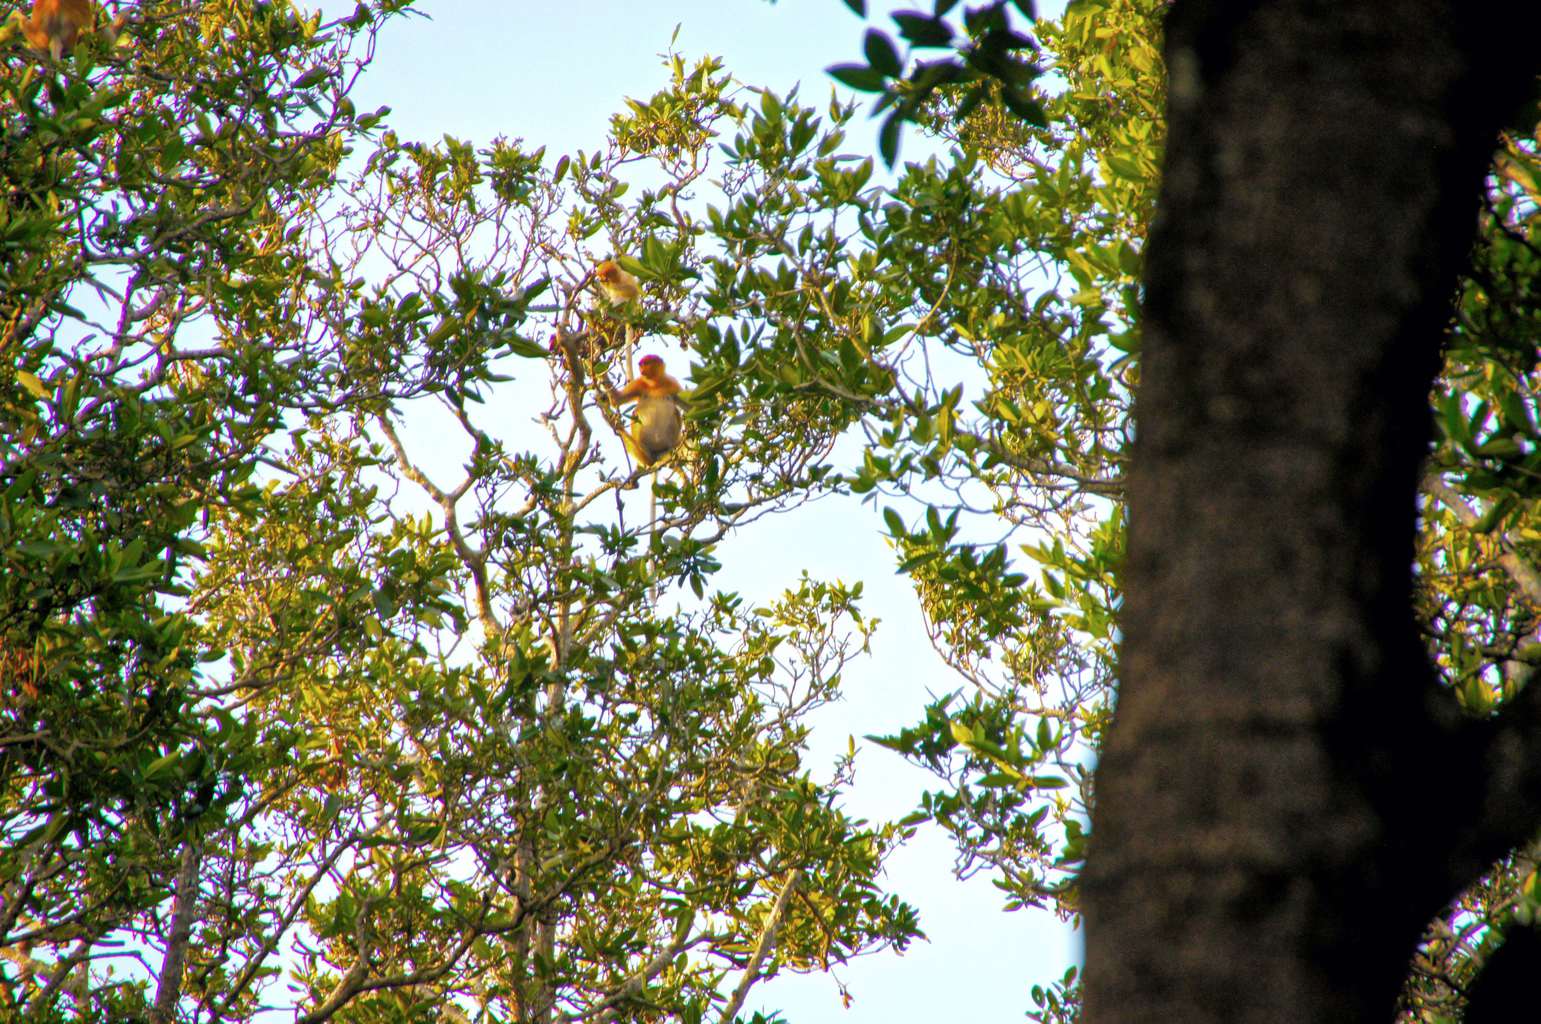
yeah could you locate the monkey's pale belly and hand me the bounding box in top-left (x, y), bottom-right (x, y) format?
top-left (638, 418), bottom-right (681, 462)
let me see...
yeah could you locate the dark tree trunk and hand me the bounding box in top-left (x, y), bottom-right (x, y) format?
top-left (1084, 3), bottom-right (1541, 1022)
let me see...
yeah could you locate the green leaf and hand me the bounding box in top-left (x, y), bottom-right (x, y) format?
top-left (144, 752), bottom-right (181, 781)
top-left (1001, 87), bottom-right (1047, 127)
top-left (864, 30), bottom-right (903, 78)
top-left (1104, 151), bottom-right (1144, 182)
top-left (867, 733), bottom-right (912, 753)
top-left (113, 563), bottom-right (163, 584)
top-left (879, 113), bottom-right (903, 167)
top-left (1476, 437), bottom-right (1523, 459)
top-left (896, 548), bottom-right (942, 573)
top-left (893, 13), bottom-right (954, 48)
top-left (16, 371), bottom-right (49, 399)
top-left (293, 66), bottom-right (328, 90)
top-left (506, 335), bottom-right (549, 359)
top-left (828, 63), bottom-right (888, 93)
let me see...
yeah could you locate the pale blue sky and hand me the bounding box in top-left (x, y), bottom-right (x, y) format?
top-left (350, 1), bottom-right (888, 156)
top-left (340, 2), bottom-right (1081, 1020)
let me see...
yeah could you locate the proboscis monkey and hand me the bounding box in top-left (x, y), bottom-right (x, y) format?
top-left (594, 259), bottom-right (641, 306)
top-left (609, 354), bottom-right (682, 466)
top-left (19, 0), bottom-right (95, 60)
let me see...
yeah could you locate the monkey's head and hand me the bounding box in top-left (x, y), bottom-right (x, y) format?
top-left (596, 260), bottom-right (623, 283)
top-left (639, 354), bottom-right (665, 379)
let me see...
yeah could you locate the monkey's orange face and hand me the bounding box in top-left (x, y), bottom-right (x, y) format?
top-left (639, 356), bottom-right (664, 379)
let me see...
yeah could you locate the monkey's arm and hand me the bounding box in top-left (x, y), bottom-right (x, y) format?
top-left (609, 376), bottom-right (653, 406)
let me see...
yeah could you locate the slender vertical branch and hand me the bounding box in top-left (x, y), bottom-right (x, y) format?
top-left (717, 870), bottom-right (801, 1024)
top-left (151, 840), bottom-right (203, 1024)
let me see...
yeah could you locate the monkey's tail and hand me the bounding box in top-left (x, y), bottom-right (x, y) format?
top-left (647, 479), bottom-right (660, 607)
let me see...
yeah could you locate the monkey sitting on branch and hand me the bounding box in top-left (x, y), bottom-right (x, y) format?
top-left (593, 259), bottom-right (641, 307)
top-left (13, 0), bottom-right (120, 60)
top-left (608, 354), bottom-right (683, 468)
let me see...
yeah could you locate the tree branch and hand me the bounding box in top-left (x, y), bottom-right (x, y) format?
top-left (150, 840), bottom-right (202, 1024)
top-left (717, 870), bottom-right (801, 1024)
